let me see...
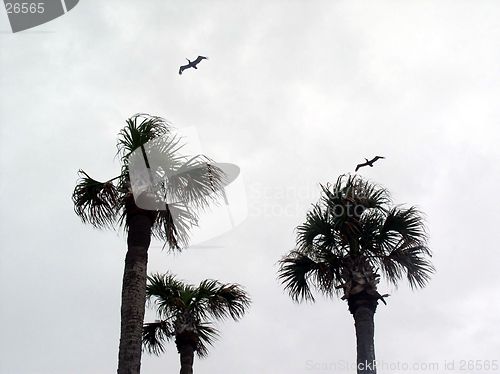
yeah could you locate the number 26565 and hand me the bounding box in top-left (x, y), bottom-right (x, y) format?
top-left (5, 3), bottom-right (45, 14)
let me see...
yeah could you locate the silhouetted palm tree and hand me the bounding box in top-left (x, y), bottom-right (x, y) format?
top-left (72, 114), bottom-right (224, 374)
top-left (142, 273), bottom-right (251, 374)
top-left (278, 175), bottom-right (434, 374)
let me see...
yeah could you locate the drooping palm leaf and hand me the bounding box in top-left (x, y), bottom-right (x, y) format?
top-left (195, 322), bottom-right (219, 358)
top-left (379, 206), bottom-right (428, 247)
top-left (152, 203), bottom-right (199, 250)
top-left (296, 204), bottom-right (337, 253)
top-left (357, 209), bottom-right (386, 256)
top-left (278, 251), bottom-right (319, 302)
top-left (380, 242), bottom-right (434, 289)
top-left (309, 248), bottom-right (345, 298)
top-left (72, 170), bottom-right (119, 229)
top-left (142, 320), bottom-right (174, 355)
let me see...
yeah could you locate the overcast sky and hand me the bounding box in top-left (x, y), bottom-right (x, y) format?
top-left (1, 1), bottom-right (500, 373)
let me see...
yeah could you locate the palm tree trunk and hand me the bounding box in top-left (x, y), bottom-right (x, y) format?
top-left (178, 344), bottom-right (195, 374)
top-left (117, 197), bottom-right (155, 374)
top-left (353, 305), bottom-right (377, 374)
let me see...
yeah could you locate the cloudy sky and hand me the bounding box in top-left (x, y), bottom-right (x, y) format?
top-left (1, 1), bottom-right (500, 373)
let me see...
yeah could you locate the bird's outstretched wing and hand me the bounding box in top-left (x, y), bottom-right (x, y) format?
top-left (193, 55), bottom-right (208, 65)
top-left (355, 162), bottom-right (368, 172)
top-left (370, 156), bottom-right (385, 163)
top-left (179, 64), bottom-right (189, 75)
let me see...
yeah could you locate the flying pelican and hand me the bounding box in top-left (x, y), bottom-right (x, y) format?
top-left (355, 156), bottom-right (385, 172)
top-left (179, 55), bottom-right (208, 75)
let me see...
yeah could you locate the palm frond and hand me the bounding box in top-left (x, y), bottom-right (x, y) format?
top-left (142, 320), bottom-right (174, 355)
top-left (146, 273), bottom-right (186, 316)
top-left (193, 280), bottom-right (251, 321)
top-left (296, 204), bottom-right (337, 253)
top-left (163, 158), bottom-right (226, 211)
top-left (380, 243), bottom-right (434, 289)
top-left (195, 322), bottom-right (219, 358)
top-left (310, 249), bottom-right (345, 298)
top-left (358, 209), bottom-right (386, 256)
top-left (379, 206), bottom-right (428, 247)
top-left (71, 170), bottom-right (119, 229)
top-left (142, 131), bottom-right (186, 171)
top-left (278, 251), bottom-right (318, 302)
top-left (126, 128), bottom-right (226, 211)
top-left (116, 114), bottom-right (170, 163)
top-left (349, 177), bottom-right (390, 211)
top-left (152, 203), bottom-right (199, 250)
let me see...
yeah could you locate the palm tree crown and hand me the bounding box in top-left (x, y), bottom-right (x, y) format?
top-left (72, 113), bottom-right (225, 249)
top-left (279, 174), bottom-right (434, 310)
top-left (143, 273), bottom-right (251, 358)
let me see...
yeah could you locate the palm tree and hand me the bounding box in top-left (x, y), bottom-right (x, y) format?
top-left (278, 175), bottom-right (434, 374)
top-left (72, 114), bottom-right (225, 374)
top-left (142, 273), bottom-right (251, 374)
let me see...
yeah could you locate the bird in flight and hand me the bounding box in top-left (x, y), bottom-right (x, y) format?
top-left (179, 55), bottom-right (208, 75)
top-left (355, 156), bottom-right (385, 172)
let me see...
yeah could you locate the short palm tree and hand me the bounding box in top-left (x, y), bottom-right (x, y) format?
top-left (72, 114), bottom-right (225, 374)
top-left (278, 175), bottom-right (434, 374)
top-left (142, 273), bottom-right (251, 374)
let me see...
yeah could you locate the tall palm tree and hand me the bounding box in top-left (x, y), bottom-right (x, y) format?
top-left (278, 175), bottom-right (434, 374)
top-left (142, 273), bottom-right (251, 374)
top-left (72, 114), bottom-right (225, 374)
